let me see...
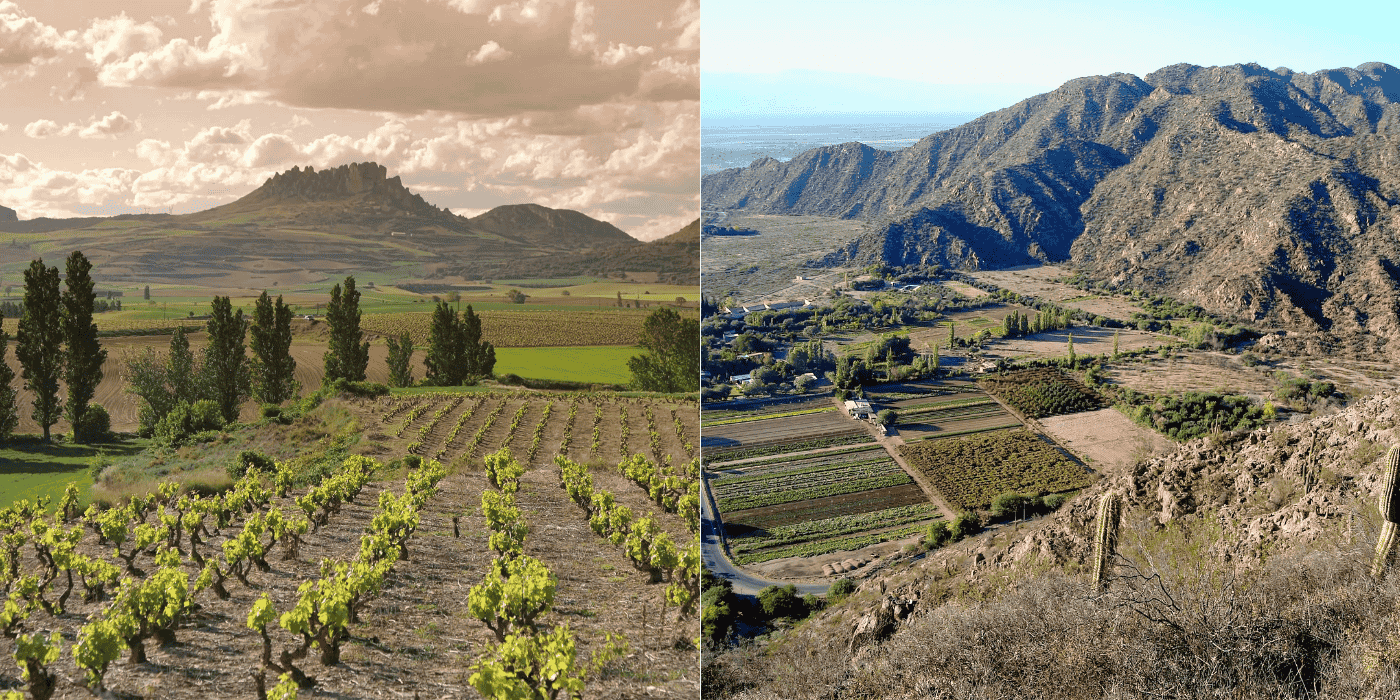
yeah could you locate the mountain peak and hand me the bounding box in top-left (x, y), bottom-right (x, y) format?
top-left (468, 204), bottom-right (638, 246)
top-left (242, 161), bottom-right (439, 215)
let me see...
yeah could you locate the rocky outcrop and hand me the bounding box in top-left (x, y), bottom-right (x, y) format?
top-left (704, 62), bottom-right (1400, 353)
top-left (0, 205), bottom-right (15, 223)
top-left (246, 162), bottom-right (440, 215)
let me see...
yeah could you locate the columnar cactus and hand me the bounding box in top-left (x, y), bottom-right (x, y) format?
top-left (1371, 446), bottom-right (1400, 579)
top-left (1092, 491), bottom-right (1121, 591)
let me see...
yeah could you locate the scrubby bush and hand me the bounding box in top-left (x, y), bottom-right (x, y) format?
top-left (228, 450), bottom-right (275, 480)
top-left (877, 409), bottom-right (898, 426)
top-left (72, 405), bottom-right (112, 443)
top-left (757, 584), bottom-right (803, 619)
top-left (991, 492), bottom-right (1033, 521)
top-left (154, 400), bottom-right (225, 446)
top-left (950, 512), bottom-right (982, 542)
top-left (828, 578), bottom-right (856, 601)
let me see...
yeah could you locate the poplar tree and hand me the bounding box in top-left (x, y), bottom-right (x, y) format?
top-left (0, 313), bottom-right (18, 439)
top-left (249, 291), bottom-right (298, 404)
top-left (16, 259), bottom-right (62, 441)
top-left (386, 332), bottom-right (414, 388)
top-left (62, 251), bottom-right (106, 440)
top-left (323, 276), bottom-right (369, 383)
top-left (204, 296), bottom-right (250, 423)
top-left (424, 302), bottom-right (495, 386)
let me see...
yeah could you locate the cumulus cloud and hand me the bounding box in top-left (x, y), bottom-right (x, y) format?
top-left (0, 153), bottom-right (143, 218)
top-left (469, 40), bottom-right (509, 64)
top-left (0, 1), bottom-right (78, 68)
top-left (0, 122), bottom-right (7, 132)
top-left (71, 0), bottom-right (696, 117)
top-left (24, 111), bottom-right (138, 139)
top-left (77, 110), bottom-right (137, 138)
top-left (23, 119), bottom-right (64, 138)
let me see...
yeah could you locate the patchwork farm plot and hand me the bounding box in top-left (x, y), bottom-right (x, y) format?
top-left (700, 399), bottom-right (869, 457)
top-left (899, 429), bottom-right (1094, 511)
top-left (979, 367), bottom-right (1108, 419)
top-left (707, 445), bottom-right (940, 564)
top-left (861, 380), bottom-right (1023, 443)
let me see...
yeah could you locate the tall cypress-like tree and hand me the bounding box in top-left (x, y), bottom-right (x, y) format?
top-left (424, 302), bottom-right (495, 386)
top-left (461, 303), bottom-right (495, 381)
top-left (249, 291), bottom-right (298, 403)
top-left (386, 332), bottom-right (414, 388)
top-left (323, 276), bottom-right (369, 383)
top-left (204, 296), bottom-right (250, 423)
top-left (16, 259), bottom-right (62, 441)
top-left (62, 250), bottom-right (106, 440)
top-left (0, 313), bottom-right (18, 440)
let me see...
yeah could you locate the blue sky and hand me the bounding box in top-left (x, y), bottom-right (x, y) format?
top-left (703, 0), bottom-right (1400, 121)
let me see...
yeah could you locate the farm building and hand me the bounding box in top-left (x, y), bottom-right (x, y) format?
top-left (729, 373), bottom-right (753, 385)
top-left (844, 399), bottom-right (873, 420)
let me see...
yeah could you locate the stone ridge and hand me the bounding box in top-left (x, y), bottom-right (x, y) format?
top-left (249, 161), bottom-right (439, 214)
top-left (703, 61), bottom-right (1400, 353)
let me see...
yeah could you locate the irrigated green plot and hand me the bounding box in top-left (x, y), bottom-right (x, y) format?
top-left (493, 345), bottom-right (641, 384)
top-left (0, 440), bottom-right (149, 509)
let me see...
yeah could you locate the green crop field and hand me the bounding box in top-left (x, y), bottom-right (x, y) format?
top-left (899, 429), bottom-right (1093, 511)
top-left (493, 345), bottom-right (641, 384)
top-left (0, 440), bottom-right (149, 509)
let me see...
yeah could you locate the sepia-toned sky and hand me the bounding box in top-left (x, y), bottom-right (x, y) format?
top-left (0, 0), bottom-right (698, 240)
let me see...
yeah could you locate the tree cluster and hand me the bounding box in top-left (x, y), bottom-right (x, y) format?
top-left (424, 301), bottom-right (495, 386)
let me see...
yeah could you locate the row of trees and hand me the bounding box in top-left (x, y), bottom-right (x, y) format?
top-left (128, 278), bottom-right (502, 433)
top-left (0, 252), bottom-right (110, 442)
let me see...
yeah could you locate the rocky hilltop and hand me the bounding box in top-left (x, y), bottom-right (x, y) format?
top-left (203, 161), bottom-right (447, 221)
top-left (703, 62), bottom-right (1400, 354)
top-left (467, 203), bottom-right (637, 248)
top-left (0, 205), bottom-right (15, 223)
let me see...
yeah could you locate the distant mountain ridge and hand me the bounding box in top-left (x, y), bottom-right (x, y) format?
top-left (0, 162), bottom-right (696, 284)
top-left (703, 62), bottom-right (1400, 353)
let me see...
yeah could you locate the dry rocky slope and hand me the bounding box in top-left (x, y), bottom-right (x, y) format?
top-left (707, 394), bottom-right (1400, 699)
top-left (817, 391), bottom-right (1400, 658)
top-left (703, 62), bottom-right (1400, 354)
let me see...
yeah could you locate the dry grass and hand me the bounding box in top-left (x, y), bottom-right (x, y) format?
top-left (705, 515), bottom-right (1400, 700)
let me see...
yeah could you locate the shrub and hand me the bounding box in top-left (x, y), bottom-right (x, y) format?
top-left (229, 450), bottom-right (275, 480)
top-left (498, 373), bottom-right (525, 386)
top-left (325, 378), bottom-right (389, 397)
top-left (72, 405), bottom-right (112, 443)
top-left (877, 409), bottom-right (898, 426)
top-left (1041, 492), bottom-right (1071, 510)
top-left (189, 399), bottom-right (224, 432)
top-left (260, 403), bottom-right (282, 419)
top-left (950, 512), bottom-right (982, 542)
top-left (828, 578), bottom-right (856, 601)
top-left (757, 584), bottom-right (802, 619)
top-left (404, 455), bottom-right (422, 469)
top-left (990, 492), bottom-right (1032, 520)
top-left (87, 450), bottom-right (111, 483)
top-left (925, 521), bottom-right (952, 549)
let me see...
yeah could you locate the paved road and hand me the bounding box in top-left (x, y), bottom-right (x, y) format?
top-left (700, 474), bottom-right (833, 597)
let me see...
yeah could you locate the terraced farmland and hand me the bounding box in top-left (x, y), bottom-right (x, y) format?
top-left (700, 404), bottom-right (865, 452)
top-left (899, 429), bottom-right (1093, 511)
top-left (881, 387), bottom-right (1023, 442)
top-left (707, 443), bottom-right (941, 565)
